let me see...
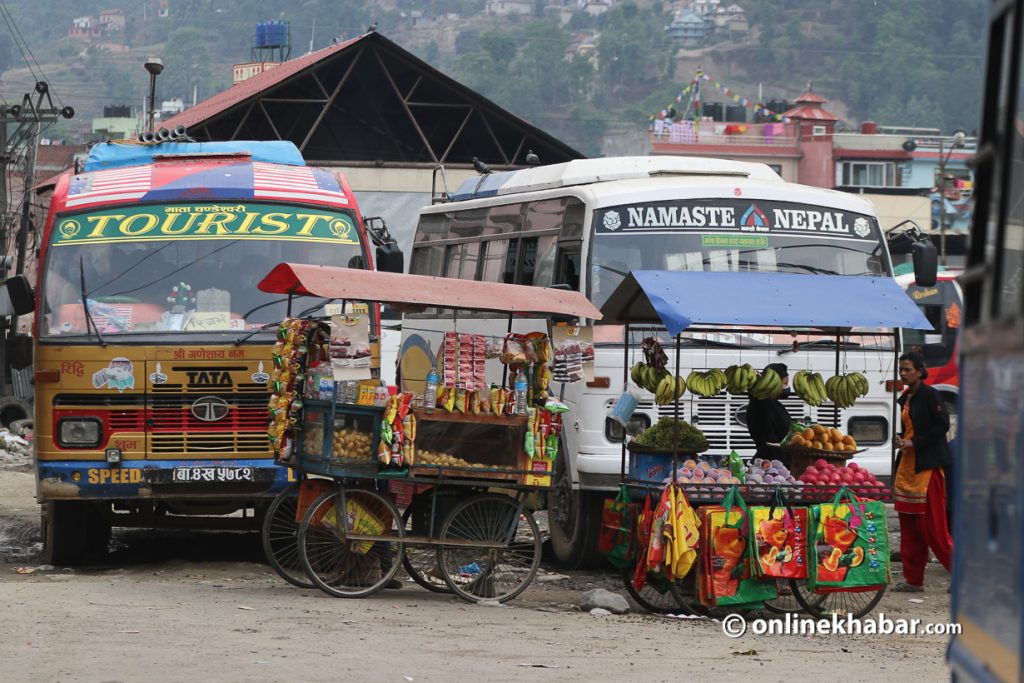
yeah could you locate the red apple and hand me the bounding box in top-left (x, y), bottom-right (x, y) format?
top-left (814, 458), bottom-right (829, 469)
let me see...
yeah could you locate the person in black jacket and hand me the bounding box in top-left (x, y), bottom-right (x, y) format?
top-left (892, 351), bottom-right (953, 592)
top-left (745, 363), bottom-right (792, 465)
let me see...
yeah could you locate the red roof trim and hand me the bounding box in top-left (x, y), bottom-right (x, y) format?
top-left (162, 35), bottom-right (365, 130)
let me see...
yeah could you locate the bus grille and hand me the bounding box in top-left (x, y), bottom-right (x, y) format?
top-left (151, 432), bottom-right (271, 454)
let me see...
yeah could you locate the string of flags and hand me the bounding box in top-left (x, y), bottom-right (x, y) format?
top-left (650, 71), bottom-right (791, 124)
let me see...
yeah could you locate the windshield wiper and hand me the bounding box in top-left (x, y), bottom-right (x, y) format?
top-left (775, 262), bottom-right (841, 276)
top-left (777, 339), bottom-right (861, 356)
top-left (79, 255), bottom-right (106, 346)
top-left (234, 297), bottom-right (335, 345)
top-left (596, 263), bottom-right (629, 277)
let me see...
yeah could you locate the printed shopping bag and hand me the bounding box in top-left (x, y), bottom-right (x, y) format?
top-left (598, 485), bottom-right (633, 569)
top-left (664, 485), bottom-right (700, 581)
top-left (699, 486), bottom-right (777, 607)
top-left (631, 494), bottom-right (655, 591)
top-left (646, 483), bottom-right (675, 575)
top-left (808, 487), bottom-right (890, 591)
top-left (749, 487), bottom-right (809, 579)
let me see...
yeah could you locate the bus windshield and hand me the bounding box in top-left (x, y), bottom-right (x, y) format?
top-left (589, 198), bottom-right (887, 309)
top-left (41, 202), bottom-right (365, 338)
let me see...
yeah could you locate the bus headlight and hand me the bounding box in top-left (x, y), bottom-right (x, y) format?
top-left (57, 418), bottom-right (103, 448)
top-left (606, 414), bottom-right (651, 443)
top-left (846, 416), bottom-right (889, 446)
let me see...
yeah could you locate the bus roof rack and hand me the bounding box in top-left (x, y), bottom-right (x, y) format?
top-left (83, 140), bottom-right (306, 172)
top-left (449, 156), bottom-right (783, 201)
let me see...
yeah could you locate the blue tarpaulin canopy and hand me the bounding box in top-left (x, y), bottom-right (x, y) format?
top-left (598, 271), bottom-right (933, 336)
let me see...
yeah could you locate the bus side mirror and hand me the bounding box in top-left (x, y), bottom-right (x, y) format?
top-left (4, 275), bottom-right (34, 316)
top-left (376, 242), bottom-right (404, 274)
top-left (912, 239), bottom-right (938, 287)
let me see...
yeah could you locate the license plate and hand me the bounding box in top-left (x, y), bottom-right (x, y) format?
top-left (171, 466), bottom-right (255, 483)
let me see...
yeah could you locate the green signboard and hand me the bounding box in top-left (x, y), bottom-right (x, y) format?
top-left (701, 234), bottom-right (770, 248)
top-left (53, 202), bottom-right (359, 246)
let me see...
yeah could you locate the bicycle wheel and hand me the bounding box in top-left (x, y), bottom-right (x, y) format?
top-left (261, 482), bottom-right (316, 589)
top-left (763, 579), bottom-right (812, 614)
top-left (436, 493), bottom-right (541, 604)
top-left (620, 560), bottom-right (690, 614)
top-left (299, 486), bottom-right (404, 598)
top-left (674, 571), bottom-right (751, 618)
top-left (792, 581), bottom-right (887, 619)
top-left (401, 500), bottom-right (451, 594)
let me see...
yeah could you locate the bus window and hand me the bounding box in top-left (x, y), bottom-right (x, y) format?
top-left (532, 235), bottom-right (558, 287)
top-left (502, 238), bottom-right (526, 284)
top-left (414, 213), bottom-right (448, 243)
top-left (480, 240), bottom-right (509, 283)
top-left (409, 245), bottom-right (445, 277)
top-left (997, 52), bottom-right (1024, 317)
top-left (443, 242), bottom-right (480, 280)
top-left (525, 198), bottom-right (566, 232)
top-left (484, 204), bottom-right (523, 236)
top-left (562, 198), bottom-right (585, 241)
top-left (555, 246), bottom-right (581, 290)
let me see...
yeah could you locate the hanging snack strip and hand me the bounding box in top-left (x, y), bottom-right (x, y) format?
top-left (267, 318), bottom-right (325, 460)
top-left (378, 392), bottom-right (417, 468)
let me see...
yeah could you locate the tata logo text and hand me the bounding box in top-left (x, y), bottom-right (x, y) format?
top-left (187, 370), bottom-right (233, 387)
top-left (190, 396), bottom-right (230, 422)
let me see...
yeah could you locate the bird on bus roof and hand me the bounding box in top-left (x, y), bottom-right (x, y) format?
top-left (472, 157), bottom-right (491, 175)
top-left (526, 149), bottom-right (540, 166)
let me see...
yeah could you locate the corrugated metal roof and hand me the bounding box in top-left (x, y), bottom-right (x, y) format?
top-left (162, 36), bottom-right (363, 130)
top-left (258, 263), bottom-right (603, 319)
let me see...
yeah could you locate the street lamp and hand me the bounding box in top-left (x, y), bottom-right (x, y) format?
top-left (144, 57), bottom-right (164, 134)
top-left (938, 130), bottom-right (967, 266)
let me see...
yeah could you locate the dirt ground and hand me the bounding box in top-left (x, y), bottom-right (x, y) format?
top-left (0, 467), bottom-right (954, 682)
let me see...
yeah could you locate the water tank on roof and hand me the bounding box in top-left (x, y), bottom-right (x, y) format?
top-left (255, 22), bottom-right (268, 48)
top-left (725, 104), bottom-right (747, 123)
top-left (766, 99), bottom-right (789, 115)
top-left (264, 21), bottom-right (288, 49)
top-left (103, 105), bottom-right (131, 118)
top-left (702, 102), bottom-right (723, 121)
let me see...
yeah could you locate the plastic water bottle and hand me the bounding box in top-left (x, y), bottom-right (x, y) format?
top-left (423, 368), bottom-right (438, 413)
top-left (514, 370), bottom-right (529, 415)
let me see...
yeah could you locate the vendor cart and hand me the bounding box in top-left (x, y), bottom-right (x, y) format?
top-left (256, 263), bottom-right (601, 602)
top-left (596, 270), bottom-right (933, 617)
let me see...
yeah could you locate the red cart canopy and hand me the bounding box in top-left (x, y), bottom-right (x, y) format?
top-left (258, 263), bottom-right (602, 320)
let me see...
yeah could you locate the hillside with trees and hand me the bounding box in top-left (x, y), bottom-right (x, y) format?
top-left (0, 0), bottom-right (988, 155)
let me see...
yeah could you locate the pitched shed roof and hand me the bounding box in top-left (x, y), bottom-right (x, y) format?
top-left (163, 31), bottom-right (583, 168)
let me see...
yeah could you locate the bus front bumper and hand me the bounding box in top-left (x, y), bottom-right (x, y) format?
top-left (36, 459), bottom-right (294, 501)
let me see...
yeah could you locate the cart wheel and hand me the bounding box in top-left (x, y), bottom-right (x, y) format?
top-left (299, 487), bottom-right (404, 598)
top-left (673, 571), bottom-right (750, 618)
top-left (791, 581), bottom-right (886, 619)
top-left (401, 501), bottom-right (451, 594)
top-left (762, 579), bottom-right (820, 614)
top-left (436, 493), bottom-right (541, 604)
top-left (619, 561), bottom-right (691, 614)
top-left (261, 482), bottom-right (316, 589)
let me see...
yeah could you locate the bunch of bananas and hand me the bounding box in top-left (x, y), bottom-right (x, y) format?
top-left (792, 370), bottom-right (827, 406)
top-left (686, 369), bottom-right (727, 398)
top-left (630, 362), bottom-right (685, 404)
top-left (825, 372), bottom-right (869, 409)
top-left (654, 373), bottom-right (687, 405)
top-left (724, 364), bottom-right (757, 395)
top-left (749, 367), bottom-right (783, 400)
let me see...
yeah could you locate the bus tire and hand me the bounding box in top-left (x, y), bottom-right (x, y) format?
top-left (547, 456), bottom-right (605, 569)
top-left (0, 397), bottom-right (30, 429)
top-left (43, 501), bottom-right (110, 566)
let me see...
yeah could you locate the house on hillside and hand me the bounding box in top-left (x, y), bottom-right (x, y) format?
top-left (485, 0), bottom-right (534, 16)
top-left (99, 9), bottom-right (126, 31)
top-left (68, 17), bottom-right (103, 39)
top-left (666, 12), bottom-right (707, 47)
top-left (582, 0), bottom-right (613, 17)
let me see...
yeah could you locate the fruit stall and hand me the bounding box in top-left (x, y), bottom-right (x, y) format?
top-left (593, 270), bottom-right (933, 617)
top-left (256, 263), bottom-right (602, 603)
top-left (598, 270), bottom-right (932, 505)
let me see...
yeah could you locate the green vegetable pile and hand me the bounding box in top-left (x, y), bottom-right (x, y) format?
top-left (633, 417), bottom-right (708, 452)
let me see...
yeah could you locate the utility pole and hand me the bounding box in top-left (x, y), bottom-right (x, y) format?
top-left (0, 82), bottom-right (73, 394)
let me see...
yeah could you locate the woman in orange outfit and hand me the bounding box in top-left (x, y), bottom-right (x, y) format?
top-left (893, 351), bottom-right (953, 592)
